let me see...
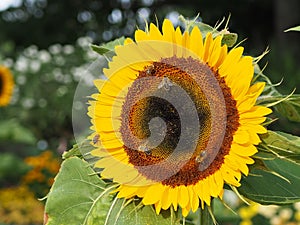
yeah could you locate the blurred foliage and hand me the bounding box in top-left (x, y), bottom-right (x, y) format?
top-left (0, 153), bottom-right (29, 186)
top-left (0, 0), bottom-right (298, 53)
top-left (0, 37), bottom-right (97, 150)
top-left (0, 119), bottom-right (35, 144)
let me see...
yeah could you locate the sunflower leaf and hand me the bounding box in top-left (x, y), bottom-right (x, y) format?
top-left (238, 157), bottom-right (300, 205)
top-left (105, 198), bottom-right (180, 225)
top-left (220, 32), bottom-right (238, 47)
top-left (62, 143), bottom-right (83, 159)
top-left (255, 65), bottom-right (300, 122)
top-left (274, 94), bottom-right (300, 122)
top-left (44, 157), bottom-right (115, 225)
top-left (259, 130), bottom-right (300, 164)
top-left (179, 16), bottom-right (237, 47)
top-left (91, 36), bottom-right (125, 55)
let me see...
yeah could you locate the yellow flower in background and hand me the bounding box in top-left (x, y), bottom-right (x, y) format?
top-left (0, 186), bottom-right (44, 225)
top-left (22, 151), bottom-right (60, 186)
top-left (0, 65), bottom-right (14, 106)
top-left (88, 19), bottom-right (272, 216)
top-left (239, 203), bottom-right (259, 225)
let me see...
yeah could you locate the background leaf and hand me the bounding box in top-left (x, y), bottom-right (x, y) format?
top-left (238, 157), bottom-right (300, 205)
top-left (0, 119), bottom-right (36, 144)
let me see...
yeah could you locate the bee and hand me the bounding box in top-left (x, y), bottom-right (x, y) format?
top-left (158, 76), bottom-right (173, 91)
top-left (146, 64), bottom-right (155, 75)
top-left (92, 134), bottom-right (100, 144)
top-left (138, 143), bottom-right (151, 155)
top-left (195, 151), bottom-right (207, 163)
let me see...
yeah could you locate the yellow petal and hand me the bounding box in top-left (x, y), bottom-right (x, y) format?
top-left (117, 185), bottom-right (138, 198)
top-left (226, 56), bottom-right (254, 99)
top-left (169, 186), bottom-right (179, 211)
top-left (178, 185), bottom-right (189, 208)
top-left (248, 130), bottom-right (262, 145)
top-left (207, 175), bottom-right (220, 198)
top-left (240, 106), bottom-right (272, 118)
top-left (181, 203), bottom-right (191, 217)
top-left (149, 23), bottom-right (163, 40)
top-left (160, 187), bottom-right (172, 210)
top-left (219, 46), bottom-right (244, 77)
top-left (135, 29), bottom-right (149, 41)
top-left (228, 153), bottom-right (250, 175)
top-left (208, 36), bottom-right (222, 67)
top-left (181, 31), bottom-right (190, 57)
top-left (231, 142), bottom-right (258, 157)
top-left (142, 183), bottom-right (164, 205)
top-left (233, 129), bottom-right (250, 144)
top-left (239, 117), bottom-right (266, 125)
top-left (202, 32), bottom-right (213, 62)
top-left (189, 187), bottom-right (199, 212)
top-left (124, 38), bottom-right (134, 45)
top-left (213, 170), bottom-right (224, 193)
top-left (243, 124), bottom-right (268, 134)
top-left (220, 164), bottom-right (241, 187)
top-left (189, 26), bottom-right (204, 57)
top-left (174, 27), bottom-right (183, 56)
top-left (214, 45), bottom-right (228, 70)
top-left (201, 178), bottom-right (212, 206)
top-left (162, 19), bottom-right (175, 43)
top-left (155, 202), bottom-right (162, 214)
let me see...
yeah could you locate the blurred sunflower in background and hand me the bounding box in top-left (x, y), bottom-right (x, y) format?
top-left (88, 19), bottom-right (272, 216)
top-left (0, 65), bottom-right (14, 107)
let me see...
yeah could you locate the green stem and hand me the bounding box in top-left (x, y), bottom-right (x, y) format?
top-left (199, 202), bottom-right (214, 225)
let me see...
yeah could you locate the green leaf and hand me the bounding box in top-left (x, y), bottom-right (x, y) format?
top-left (254, 65), bottom-right (300, 122)
top-left (193, 21), bottom-right (238, 47)
top-left (0, 153), bottom-right (30, 184)
top-left (45, 157), bottom-right (179, 225)
top-left (105, 198), bottom-right (180, 225)
top-left (275, 94), bottom-right (300, 122)
top-left (238, 157), bottom-right (300, 205)
top-left (45, 157), bottom-right (114, 225)
top-left (62, 144), bottom-right (83, 159)
top-left (91, 37), bottom-right (125, 55)
top-left (259, 131), bottom-right (300, 163)
top-left (179, 16), bottom-right (238, 47)
top-left (285, 25), bottom-right (300, 32)
top-left (220, 32), bottom-right (238, 47)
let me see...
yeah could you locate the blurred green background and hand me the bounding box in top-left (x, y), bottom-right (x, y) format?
top-left (0, 0), bottom-right (299, 224)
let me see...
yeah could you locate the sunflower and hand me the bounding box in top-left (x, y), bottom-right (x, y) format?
top-left (0, 66), bottom-right (14, 107)
top-left (88, 19), bottom-right (272, 216)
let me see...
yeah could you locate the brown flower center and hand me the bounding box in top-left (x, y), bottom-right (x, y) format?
top-left (120, 56), bottom-right (239, 187)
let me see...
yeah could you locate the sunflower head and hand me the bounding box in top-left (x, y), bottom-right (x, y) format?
top-left (88, 19), bottom-right (272, 216)
top-left (0, 66), bottom-right (14, 107)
